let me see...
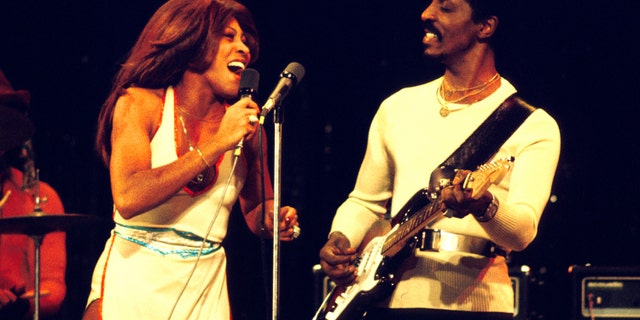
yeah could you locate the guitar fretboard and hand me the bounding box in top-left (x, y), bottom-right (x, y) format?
top-left (381, 199), bottom-right (442, 257)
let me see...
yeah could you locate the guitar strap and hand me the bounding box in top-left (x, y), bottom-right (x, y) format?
top-left (428, 94), bottom-right (536, 193)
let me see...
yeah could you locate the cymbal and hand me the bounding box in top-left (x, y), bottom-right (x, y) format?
top-left (0, 213), bottom-right (104, 235)
top-left (0, 105), bottom-right (35, 151)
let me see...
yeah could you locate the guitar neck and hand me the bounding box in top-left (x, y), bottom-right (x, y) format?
top-left (378, 157), bottom-right (512, 259)
top-left (381, 199), bottom-right (444, 257)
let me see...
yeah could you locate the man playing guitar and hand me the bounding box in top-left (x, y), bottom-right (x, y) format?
top-left (317, 0), bottom-right (560, 319)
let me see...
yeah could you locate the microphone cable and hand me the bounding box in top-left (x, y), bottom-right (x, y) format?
top-left (167, 147), bottom-right (244, 320)
top-left (168, 68), bottom-right (263, 319)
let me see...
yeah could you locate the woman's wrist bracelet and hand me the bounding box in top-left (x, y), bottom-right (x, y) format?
top-left (194, 147), bottom-right (212, 168)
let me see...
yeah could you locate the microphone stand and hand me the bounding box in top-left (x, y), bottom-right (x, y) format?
top-left (271, 105), bottom-right (283, 320)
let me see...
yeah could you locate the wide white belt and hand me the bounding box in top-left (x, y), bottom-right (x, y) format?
top-left (419, 229), bottom-right (507, 257)
top-left (114, 223), bottom-right (221, 258)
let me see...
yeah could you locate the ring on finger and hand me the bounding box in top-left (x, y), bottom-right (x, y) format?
top-left (292, 225), bottom-right (301, 239)
top-left (249, 115), bottom-right (258, 124)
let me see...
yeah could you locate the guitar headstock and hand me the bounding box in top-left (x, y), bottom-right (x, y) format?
top-left (464, 157), bottom-right (514, 199)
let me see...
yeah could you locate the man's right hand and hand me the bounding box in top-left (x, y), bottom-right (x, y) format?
top-left (318, 232), bottom-right (358, 286)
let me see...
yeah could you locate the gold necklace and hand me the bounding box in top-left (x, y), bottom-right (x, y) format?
top-left (436, 74), bottom-right (500, 117)
top-left (178, 114), bottom-right (207, 185)
top-left (436, 86), bottom-right (476, 117)
top-left (177, 106), bottom-right (217, 123)
top-left (440, 73), bottom-right (500, 98)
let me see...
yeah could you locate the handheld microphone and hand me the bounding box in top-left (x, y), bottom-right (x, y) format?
top-left (259, 62), bottom-right (305, 121)
top-left (234, 68), bottom-right (260, 157)
top-left (239, 68), bottom-right (260, 99)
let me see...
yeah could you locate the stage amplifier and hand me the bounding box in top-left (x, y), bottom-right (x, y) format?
top-left (569, 265), bottom-right (640, 319)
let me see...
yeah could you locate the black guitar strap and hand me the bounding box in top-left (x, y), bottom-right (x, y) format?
top-left (428, 94), bottom-right (536, 193)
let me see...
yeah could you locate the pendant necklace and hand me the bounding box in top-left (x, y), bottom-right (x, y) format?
top-left (178, 113), bottom-right (206, 185)
top-left (436, 86), bottom-right (476, 117)
top-left (436, 74), bottom-right (500, 117)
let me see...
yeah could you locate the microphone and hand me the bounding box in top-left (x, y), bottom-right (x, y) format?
top-left (259, 62), bottom-right (305, 121)
top-left (239, 68), bottom-right (260, 99)
top-left (234, 68), bottom-right (260, 157)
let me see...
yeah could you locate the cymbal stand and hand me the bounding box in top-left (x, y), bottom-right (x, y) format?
top-left (30, 234), bottom-right (43, 320)
top-left (30, 169), bottom-right (43, 320)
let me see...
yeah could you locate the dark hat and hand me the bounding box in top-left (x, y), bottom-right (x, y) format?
top-left (0, 70), bottom-right (35, 151)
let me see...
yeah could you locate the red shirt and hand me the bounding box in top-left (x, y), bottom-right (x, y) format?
top-left (0, 167), bottom-right (66, 317)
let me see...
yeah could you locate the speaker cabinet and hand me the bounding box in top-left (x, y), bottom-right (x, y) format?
top-left (510, 265), bottom-right (530, 319)
top-left (569, 265), bottom-right (640, 319)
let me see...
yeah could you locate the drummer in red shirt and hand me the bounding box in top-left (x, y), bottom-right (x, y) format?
top-left (0, 70), bottom-right (66, 319)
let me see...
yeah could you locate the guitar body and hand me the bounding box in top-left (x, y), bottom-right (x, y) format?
top-left (313, 192), bottom-right (430, 320)
top-left (313, 158), bottom-right (513, 320)
top-left (314, 238), bottom-right (405, 320)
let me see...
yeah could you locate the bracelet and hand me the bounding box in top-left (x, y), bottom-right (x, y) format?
top-left (474, 192), bottom-right (499, 222)
top-left (194, 147), bottom-right (212, 168)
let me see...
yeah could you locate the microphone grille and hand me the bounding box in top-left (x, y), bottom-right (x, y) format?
top-left (285, 62), bottom-right (305, 82)
top-left (240, 68), bottom-right (260, 91)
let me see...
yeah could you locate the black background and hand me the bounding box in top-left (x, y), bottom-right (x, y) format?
top-left (1, 0), bottom-right (639, 319)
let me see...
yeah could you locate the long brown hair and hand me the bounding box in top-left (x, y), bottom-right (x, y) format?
top-left (95, 0), bottom-right (259, 167)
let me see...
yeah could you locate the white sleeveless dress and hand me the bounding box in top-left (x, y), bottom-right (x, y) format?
top-left (87, 87), bottom-right (247, 319)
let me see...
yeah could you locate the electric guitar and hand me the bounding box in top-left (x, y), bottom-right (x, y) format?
top-left (313, 157), bottom-right (514, 320)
